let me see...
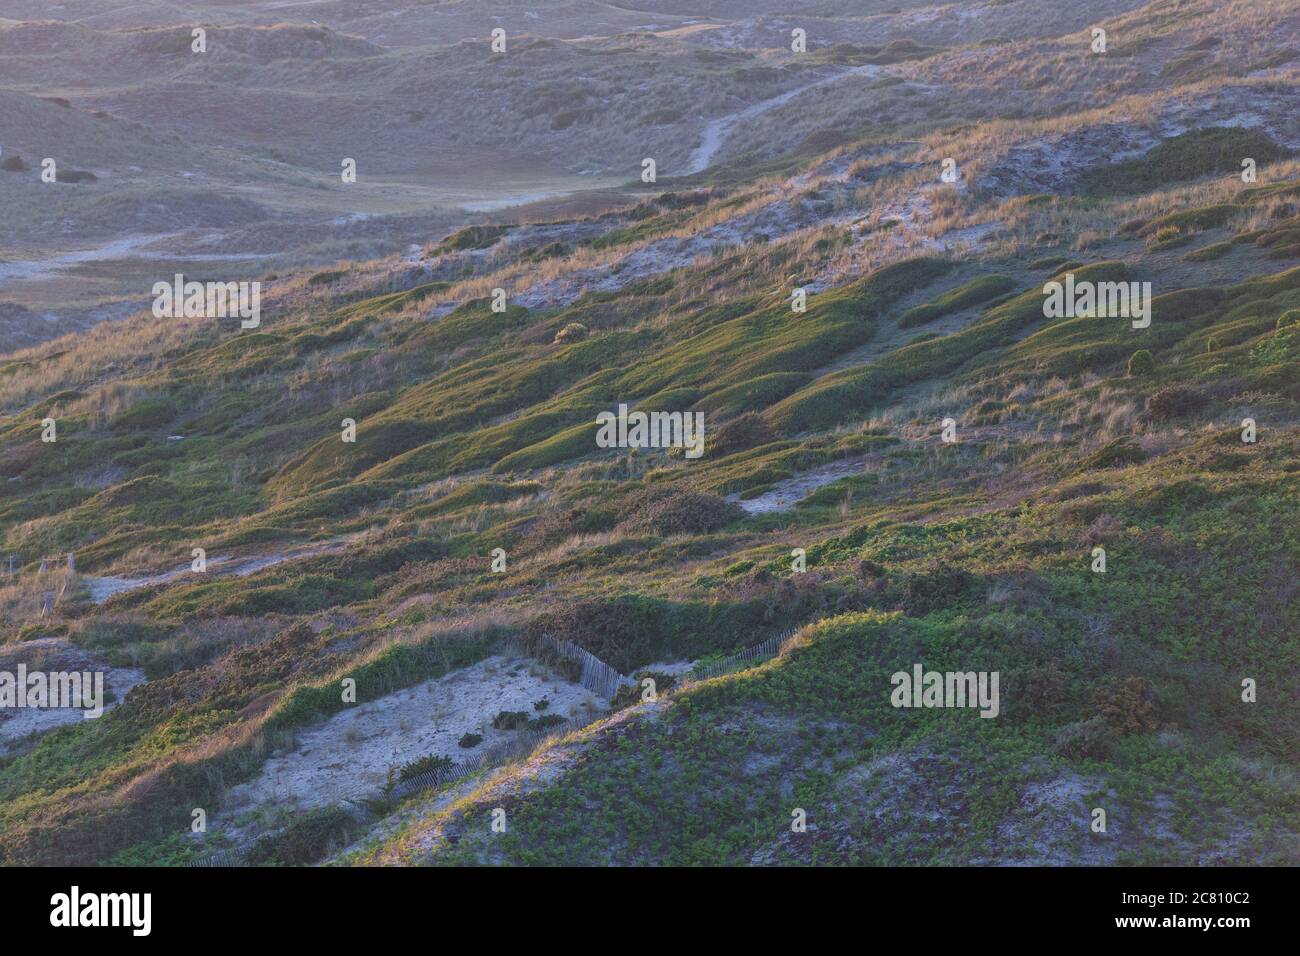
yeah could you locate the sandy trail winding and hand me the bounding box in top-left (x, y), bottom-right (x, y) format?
top-left (0, 233), bottom-right (181, 284)
top-left (730, 458), bottom-right (871, 514)
top-left (685, 65), bottom-right (880, 174)
top-left (83, 535), bottom-right (361, 605)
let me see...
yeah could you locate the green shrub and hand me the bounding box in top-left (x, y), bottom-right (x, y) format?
top-left (768, 261), bottom-right (1131, 432)
top-left (523, 593), bottom-right (797, 672)
top-left (1144, 386), bottom-right (1207, 421)
top-left (437, 224), bottom-right (510, 253)
top-left (612, 486), bottom-right (744, 536)
top-left (554, 322), bottom-right (588, 344)
top-left (1183, 240), bottom-right (1233, 262)
top-left (694, 373), bottom-right (812, 418)
top-left (899, 274), bottom-right (1017, 329)
top-left (1126, 349), bottom-right (1154, 375)
top-left (491, 710), bottom-right (531, 731)
top-left (1139, 205), bottom-right (1243, 238)
top-left (107, 834), bottom-right (205, 867)
top-left (1091, 676), bottom-right (1159, 735)
top-left (244, 807), bottom-right (359, 865)
top-left (491, 419), bottom-right (598, 473)
top-left (307, 269), bottom-right (348, 286)
top-left (398, 753), bottom-right (454, 781)
top-left (898, 563), bottom-right (983, 616)
top-left (1080, 438), bottom-right (1146, 470)
top-left (711, 412), bottom-right (777, 456)
top-left (1150, 287), bottom-right (1223, 324)
top-left (111, 398), bottom-right (176, 432)
top-left (1081, 128), bottom-right (1290, 194)
top-left (1053, 716), bottom-right (1116, 759)
top-left (1146, 225), bottom-right (1185, 250)
top-left (529, 714), bottom-right (568, 731)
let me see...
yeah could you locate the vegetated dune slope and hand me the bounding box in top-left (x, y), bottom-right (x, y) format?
top-left (0, 0), bottom-right (1297, 866)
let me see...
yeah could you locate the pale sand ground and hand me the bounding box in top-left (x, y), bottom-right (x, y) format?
top-left (84, 534), bottom-right (361, 604)
top-left (685, 65), bottom-right (881, 174)
top-left (211, 654), bottom-right (608, 840)
top-left (0, 636), bottom-right (146, 753)
top-left (730, 458), bottom-right (870, 514)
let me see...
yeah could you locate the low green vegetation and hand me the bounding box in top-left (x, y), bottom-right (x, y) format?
top-left (2, 78), bottom-right (1298, 869)
top-left (1082, 128), bottom-right (1291, 195)
top-left (898, 274), bottom-right (1017, 329)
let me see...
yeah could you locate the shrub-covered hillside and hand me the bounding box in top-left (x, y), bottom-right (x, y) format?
top-left (0, 0), bottom-right (1296, 867)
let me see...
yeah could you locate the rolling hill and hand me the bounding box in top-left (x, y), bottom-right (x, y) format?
top-left (0, 0), bottom-right (1296, 868)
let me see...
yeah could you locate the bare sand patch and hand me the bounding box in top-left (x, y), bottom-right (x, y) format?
top-left (212, 654), bottom-right (607, 840)
top-left (84, 534), bottom-right (362, 604)
top-left (0, 637), bottom-right (146, 753)
top-left (730, 458), bottom-right (869, 514)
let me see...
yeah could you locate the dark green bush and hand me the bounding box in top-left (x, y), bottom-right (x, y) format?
top-left (1053, 716), bottom-right (1116, 759)
top-left (711, 412), bottom-right (777, 456)
top-left (491, 710), bottom-right (531, 731)
top-left (244, 806), bottom-right (359, 866)
top-left (1144, 386), bottom-right (1207, 421)
top-left (1126, 349), bottom-right (1154, 376)
top-left (553, 322), bottom-right (588, 344)
top-left (613, 486), bottom-right (744, 536)
top-left (398, 753), bottom-right (454, 781)
top-left (898, 563), bottom-right (983, 616)
top-left (1080, 438), bottom-right (1146, 470)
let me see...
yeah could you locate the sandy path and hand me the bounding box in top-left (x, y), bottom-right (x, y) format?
top-left (730, 457), bottom-right (870, 514)
top-left (0, 233), bottom-right (181, 284)
top-left (83, 535), bottom-right (360, 605)
top-left (685, 65), bottom-right (880, 174)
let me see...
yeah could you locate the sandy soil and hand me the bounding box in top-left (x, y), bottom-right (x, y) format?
top-left (211, 654), bottom-right (607, 840)
top-left (730, 458), bottom-right (870, 514)
top-left (0, 636), bottom-right (146, 753)
top-left (367, 697), bottom-right (670, 865)
top-left (0, 233), bottom-right (180, 283)
top-left (84, 535), bottom-right (360, 604)
top-left (686, 65), bottom-right (881, 174)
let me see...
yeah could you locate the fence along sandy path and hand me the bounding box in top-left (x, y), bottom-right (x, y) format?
top-left (188, 630), bottom-right (796, 865)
